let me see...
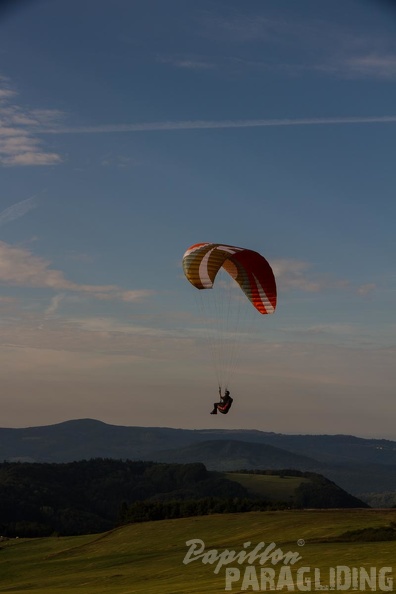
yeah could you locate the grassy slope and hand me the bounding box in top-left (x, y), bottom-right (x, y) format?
top-left (0, 510), bottom-right (395, 593)
top-left (224, 472), bottom-right (311, 501)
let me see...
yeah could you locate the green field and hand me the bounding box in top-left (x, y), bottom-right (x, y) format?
top-left (225, 472), bottom-right (311, 502)
top-left (0, 510), bottom-right (395, 593)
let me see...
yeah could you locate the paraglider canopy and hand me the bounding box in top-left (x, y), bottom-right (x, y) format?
top-left (182, 242), bottom-right (277, 314)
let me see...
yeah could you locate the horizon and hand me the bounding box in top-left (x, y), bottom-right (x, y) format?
top-left (2, 416), bottom-right (395, 442)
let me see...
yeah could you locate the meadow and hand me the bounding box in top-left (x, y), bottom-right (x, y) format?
top-left (0, 509), bottom-right (395, 593)
top-left (224, 472), bottom-right (312, 502)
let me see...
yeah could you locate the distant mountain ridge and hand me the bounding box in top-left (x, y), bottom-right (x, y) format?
top-left (1, 418), bottom-right (396, 498)
top-left (2, 418), bottom-right (396, 463)
top-left (153, 439), bottom-right (319, 471)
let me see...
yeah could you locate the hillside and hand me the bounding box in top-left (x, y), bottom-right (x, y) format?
top-left (226, 470), bottom-right (368, 509)
top-left (0, 460), bottom-right (366, 537)
top-left (0, 510), bottom-right (395, 594)
top-left (152, 438), bottom-right (320, 471)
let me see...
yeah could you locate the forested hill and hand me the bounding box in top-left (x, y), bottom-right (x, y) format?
top-left (0, 460), bottom-right (367, 537)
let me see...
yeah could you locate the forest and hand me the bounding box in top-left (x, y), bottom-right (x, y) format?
top-left (0, 460), bottom-right (367, 537)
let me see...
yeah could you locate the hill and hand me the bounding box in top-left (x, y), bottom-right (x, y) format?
top-left (226, 470), bottom-right (368, 509)
top-left (0, 510), bottom-right (395, 593)
top-left (153, 438), bottom-right (320, 470)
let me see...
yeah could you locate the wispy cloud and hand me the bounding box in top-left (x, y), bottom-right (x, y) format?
top-left (0, 78), bottom-right (63, 166)
top-left (342, 54), bottom-right (396, 79)
top-left (0, 314), bottom-right (186, 357)
top-left (199, 10), bottom-right (396, 80)
top-left (272, 259), bottom-right (374, 295)
top-left (0, 89), bottom-right (17, 100)
top-left (272, 259), bottom-right (348, 292)
top-left (0, 241), bottom-right (153, 303)
top-left (280, 323), bottom-right (357, 337)
top-left (357, 283), bottom-right (376, 296)
top-left (200, 13), bottom-right (292, 43)
top-left (0, 196), bottom-right (37, 227)
top-left (41, 114), bottom-right (396, 136)
top-left (45, 293), bottom-right (66, 316)
top-left (63, 251), bottom-right (94, 263)
top-left (157, 55), bottom-right (216, 70)
top-left (101, 154), bottom-right (141, 169)
top-left (69, 316), bottom-right (172, 336)
top-left (157, 50), bottom-right (396, 80)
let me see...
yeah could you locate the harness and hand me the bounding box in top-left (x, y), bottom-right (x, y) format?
top-left (218, 397), bottom-right (233, 414)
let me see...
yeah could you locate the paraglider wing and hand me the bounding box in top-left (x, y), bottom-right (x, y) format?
top-left (182, 243), bottom-right (277, 314)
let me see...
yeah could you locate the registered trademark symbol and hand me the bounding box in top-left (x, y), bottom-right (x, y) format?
top-left (297, 539), bottom-right (305, 547)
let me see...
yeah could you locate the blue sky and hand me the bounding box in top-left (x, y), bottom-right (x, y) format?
top-left (0, 0), bottom-right (395, 436)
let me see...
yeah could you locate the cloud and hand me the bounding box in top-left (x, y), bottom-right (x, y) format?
top-left (41, 114), bottom-right (396, 136)
top-left (0, 196), bottom-right (37, 227)
top-left (272, 259), bottom-right (376, 295)
top-left (157, 49), bottom-right (396, 81)
top-left (272, 259), bottom-right (319, 292)
top-left (45, 293), bottom-right (66, 316)
top-left (0, 79), bottom-right (63, 166)
top-left (342, 54), bottom-right (396, 79)
top-left (280, 323), bottom-right (357, 337)
top-left (272, 259), bottom-right (349, 293)
top-left (179, 257), bottom-right (372, 297)
top-left (0, 89), bottom-right (17, 100)
top-left (68, 316), bottom-right (172, 336)
top-left (157, 55), bottom-right (216, 70)
top-left (3, 152), bottom-right (62, 166)
top-left (311, 52), bottom-right (396, 80)
top-left (201, 13), bottom-right (293, 43)
top-left (0, 241), bottom-right (152, 303)
top-left (63, 251), bottom-right (94, 263)
top-left (0, 314), bottom-right (188, 358)
top-left (357, 283), bottom-right (376, 296)
top-left (198, 10), bottom-right (396, 80)
top-left (101, 155), bottom-right (141, 169)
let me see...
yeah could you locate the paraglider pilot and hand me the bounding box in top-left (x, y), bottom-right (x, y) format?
top-left (210, 387), bottom-right (233, 415)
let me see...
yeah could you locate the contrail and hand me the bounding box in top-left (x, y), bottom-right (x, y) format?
top-left (40, 115), bottom-right (396, 134)
top-left (0, 196), bottom-right (37, 227)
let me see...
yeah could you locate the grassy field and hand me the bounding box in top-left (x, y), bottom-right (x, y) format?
top-left (0, 509), bottom-right (395, 593)
top-left (225, 472), bottom-right (311, 502)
